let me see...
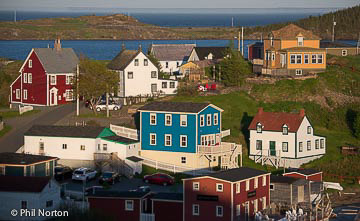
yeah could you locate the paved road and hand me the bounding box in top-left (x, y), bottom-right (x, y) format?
top-left (0, 103), bottom-right (76, 153)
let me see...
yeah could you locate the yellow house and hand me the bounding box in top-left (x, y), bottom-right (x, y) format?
top-left (262, 24), bottom-right (326, 77)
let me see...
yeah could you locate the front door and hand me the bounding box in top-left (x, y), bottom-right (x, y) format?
top-left (49, 88), bottom-right (58, 106)
top-left (269, 141), bottom-right (276, 156)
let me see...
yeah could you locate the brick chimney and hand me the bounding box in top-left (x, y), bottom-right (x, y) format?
top-left (299, 109), bottom-right (305, 117)
top-left (54, 38), bottom-right (61, 51)
top-left (258, 107), bottom-right (264, 114)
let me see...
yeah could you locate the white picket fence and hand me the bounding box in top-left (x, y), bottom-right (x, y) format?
top-left (19, 105), bottom-right (33, 115)
top-left (140, 213), bottom-right (155, 221)
top-left (110, 124), bottom-right (138, 140)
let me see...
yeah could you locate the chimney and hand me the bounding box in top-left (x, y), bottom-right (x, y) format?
top-left (299, 109), bottom-right (305, 117)
top-left (54, 38), bottom-right (61, 51)
top-left (258, 107), bottom-right (264, 114)
top-left (138, 44), bottom-right (142, 52)
top-left (121, 43), bottom-right (126, 51)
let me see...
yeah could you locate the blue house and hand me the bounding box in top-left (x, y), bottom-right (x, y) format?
top-left (138, 102), bottom-right (242, 169)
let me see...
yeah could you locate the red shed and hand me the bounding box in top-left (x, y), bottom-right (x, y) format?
top-left (10, 38), bottom-right (78, 107)
top-left (283, 168), bottom-right (323, 182)
top-left (151, 192), bottom-right (183, 221)
top-left (183, 167), bottom-right (271, 221)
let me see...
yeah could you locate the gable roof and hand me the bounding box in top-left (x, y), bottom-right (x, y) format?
top-left (150, 44), bottom-right (195, 61)
top-left (193, 47), bottom-right (229, 60)
top-left (152, 192), bottom-right (183, 202)
top-left (33, 48), bottom-right (79, 74)
top-left (270, 175), bottom-right (302, 184)
top-left (284, 168), bottom-right (321, 176)
top-left (138, 102), bottom-right (222, 113)
top-left (248, 108), bottom-right (305, 133)
top-left (279, 47), bottom-right (325, 52)
top-left (107, 49), bottom-right (139, 70)
top-left (0, 152), bottom-right (57, 165)
top-left (24, 125), bottom-right (106, 138)
top-left (320, 40), bottom-right (357, 48)
top-left (101, 135), bottom-right (138, 144)
top-left (0, 176), bottom-right (51, 193)
top-left (270, 24), bottom-right (321, 40)
top-left (87, 190), bottom-right (149, 199)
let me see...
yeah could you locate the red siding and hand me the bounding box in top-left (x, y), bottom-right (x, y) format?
top-left (48, 74), bottom-right (74, 105)
top-left (308, 173), bottom-right (322, 182)
top-left (88, 198), bottom-right (140, 221)
top-left (153, 200), bottom-right (183, 221)
top-left (184, 178), bottom-right (232, 221)
top-left (10, 76), bottom-right (21, 103)
top-left (284, 173), bottom-right (322, 182)
top-left (248, 45), bottom-right (254, 60)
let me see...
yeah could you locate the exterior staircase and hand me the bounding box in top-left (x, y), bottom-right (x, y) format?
top-left (94, 152), bottom-right (134, 178)
top-left (254, 149), bottom-right (284, 169)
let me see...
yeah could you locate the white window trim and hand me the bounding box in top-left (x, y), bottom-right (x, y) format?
top-left (165, 114), bottom-right (172, 126)
top-left (28, 73), bottom-right (32, 83)
top-left (216, 183), bottom-right (223, 192)
top-left (214, 113), bottom-right (219, 125)
top-left (23, 73), bottom-right (27, 83)
top-left (193, 182), bottom-right (200, 191)
top-left (200, 115), bottom-right (205, 127)
top-left (150, 113), bottom-right (157, 125)
top-left (296, 69), bottom-right (303, 76)
top-left (342, 50), bottom-right (348, 56)
top-left (180, 135), bottom-right (187, 148)
top-left (270, 184), bottom-right (275, 191)
top-left (125, 200), bottom-right (134, 211)
top-left (216, 206), bottom-right (224, 217)
top-left (254, 178), bottom-right (258, 189)
top-left (181, 157), bottom-right (186, 164)
top-left (164, 134), bottom-right (172, 147)
top-left (180, 115), bottom-right (187, 127)
top-left (150, 133), bottom-right (156, 146)
top-left (16, 89), bottom-right (20, 99)
top-left (262, 175), bottom-right (266, 186)
top-left (304, 54), bottom-right (309, 64)
top-left (246, 180), bottom-right (249, 191)
top-left (23, 89), bottom-right (27, 100)
top-left (236, 204), bottom-right (241, 216)
top-left (206, 114), bottom-right (212, 126)
top-left (236, 182), bottom-right (240, 193)
top-left (0, 166), bottom-right (5, 175)
top-left (50, 75), bottom-right (56, 85)
top-left (28, 59), bottom-right (32, 68)
top-left (317, 54), bottom-right (323, 64)
top-left (65, 89), bottom-right (74, 101)
top-left (192, 204), bottom-right (199, 216)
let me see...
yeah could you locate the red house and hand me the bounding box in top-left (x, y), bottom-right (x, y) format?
top-left (151, 192), bottom-right (183, 221)
top-left (283, 168), bottom-right (323, 182)
top-left (183, 167), bottom-right (271, 221)
top-left (10, 39), bottom-right (78, 107)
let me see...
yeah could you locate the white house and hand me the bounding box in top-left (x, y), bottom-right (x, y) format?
top-left (248, 108), bottom-right (326, 168)
top-left (23, 125), bottom-right (142, 174)
top-left (149, 44), bottom-right (195, 75)
top-left (0, 176), bottom-right (61, 221)
top-left (107, 46), bottom-right (177, 100)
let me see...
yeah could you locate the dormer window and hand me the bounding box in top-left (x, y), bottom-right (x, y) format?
top-left (270, 37), bottom-right (274, 47)
top-left (256, 123), bottom-right (262, 133)
top-left (297, 37), bottom-right (304, 46)
top-left (282, 125), bottom-right (288, 135)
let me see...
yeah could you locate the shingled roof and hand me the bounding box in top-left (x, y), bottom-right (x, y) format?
top-left (193, 47), bottom-right (229, 60)
top-left (150, 44), bottom-right (195, 61)
top-left (0, 152), bottom-right (58, 165)
top-left (271, 24), bottom-right (321, 40)
top-left (205, 167), bottom-right (269, 182)
top-left (248, 108), bottom-right (306, 133)
top-left (138, 102), bottom-right (218, 113)
top-left (101, 135), bottom-right (138, 144)
top-left (24, 125), bottom-right (106, 138)
top-left (107, 49), bottom-right (139, 70)
top-left (33, 48), bottom-right (79, 74)
top-left (0, 176), bottom-right (52, 193)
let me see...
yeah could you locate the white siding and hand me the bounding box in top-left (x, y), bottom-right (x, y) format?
top-left (159, 60), bottom-right (184, 73)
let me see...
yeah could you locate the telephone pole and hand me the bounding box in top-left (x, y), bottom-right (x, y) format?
top-left (76, 65), bottom-right (80, 116)
top-left (332, 16), bottom-right (336, 42)
top-left (14, 10), bottom-right (16, 23)
top-left (238, 31), bottom-right (241, 52)
top-left (241, 26), bottom-right (244, 56)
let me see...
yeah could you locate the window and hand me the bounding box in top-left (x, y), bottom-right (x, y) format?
top-left (270, 184), bottom-right (274, 190)
top-left (128, 72), bottom-right (133, 79)
top-left (62, 144), bottom-right (67, 149)
top-left (66, 75), bottom-right (73, 85)
top-left (150, 113), bottom-right (156, 125)
top-left (282, 142), bottom-right (288, 152)
top-left (65, 90), bottom-right (73, 101)
top-left (236, 204), bottom-right (241, 216)
top-left (21, 201), bottom-right (27, 209)
top-left (271, 53), bottom-right (275, 61)
top-left (151, 71), bottom-right (157, 78)
top-left (151, 83), bottom-right (157, 92)
top-left (256, 123), bottom-right (262, 133)
top-left (134, 59), bottom-right (139, 66)
top-left (165, 134), bottom-right (172, 146)
top-left (304, 54), bottom-right (309, 64)
top-left (307, 141), bottom-right (311, 151)
top-left (215, 183), bottom-right (224, 192)
top-left (297, 37), bottom-right (304, 46)
top-left (307, 126), bottom-right (311, 134)
top-left (254, 199), bottom-right (258, 212)
top-left (80, 145), bottom-right (85, 151)
top-left (254, 178), bottom-right (258, 188)
top-left (290, 55), bottom-right (296, 64)
top-left (180, 115), bottom-right (187, 127)
top-left (162, 82), bottom-right (167, 89)
top-left (23, 89), bottom-right (27, 100)
top-left (39, 142), bottom-right (44, 151)
top-left (299, 142), bottom-right (303, 152)
top-left (150, 133), bottom-right (156, 145)
top-left (315, 139), bottom-right (319, 149)
top-left (24, 73), bottom-right (28, 83)
top-left (200, 115), bottom-right (205, 127)
top-left (0, 166), bottom-right (4, 175)
top-left (256, 140), bottom-right (262, 150)
top-left (342, 50), bottom-right (348, 56)
top-left (46, 200), bottom-right (53, 208)
top-left (192, 204), bottom-right (199, 216)
top-left (125, 200), bottom-right (134, 211)
top-left (236, 182), bottom-right (240, 193)
top-left (97, 144), bottom-right (100, 151)
top-left (165, 62), bottom-right (169, 68)
top-left (262, 175), bottom-right (266, 186)
top-left (317, 54), bottom-right (323, 64)
top-left (296, 54), bottom-right (302, 64)
top-left (216, 206), bottom-right (223, 217)
top-left (312, 54), bottom-right (317, 63)
top-left (170, 82), bottom-right (175, 88)
top-left (213, 113), bottom-right (219, 125)
top-left (176, 61), bottom-right (180, 67)
top-left (320, 139), bottom-right (325, 149)
top-left (16, 89), bottom-right (20, 99)
top-left (50, 75), bottom-right (56, 85)
top-left (246, 180), bottom-right (249, 191)
top-left (165, 114), bottom-right (172, 126)
top-left (270, 37), bottom-right (274, 47)
top-left (28, 59), bottom-right (32, 68)
top-left (282, 125), bottom-right (288, 135)
top-left (180, 135), bottom-right (187, 147)
top-left (144, 59), bottom-right (148, 66)
top-left (206, 114), bottom-right (211, 126)
top-left (262, 197), bottom-right (267, 210)
top-left (296, 69), bottom-right (303, 75)
top-left (181, 157), bottom-right (186, 164)
top-left (103, 144), bottom-right (108, 151)
top-left (193, 182), bottom-right (200, 191)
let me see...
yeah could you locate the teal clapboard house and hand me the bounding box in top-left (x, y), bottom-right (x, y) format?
top-left (138, 102), bottom-right (242, 169)
top-left (0, 152), bottom-right (58, 177)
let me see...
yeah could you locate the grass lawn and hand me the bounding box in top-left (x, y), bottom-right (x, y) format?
top-left (0, 125), bottom-right (11, 137)
top-left (136, 164), bottom-right (192, 184)
top-left (0, 110), bottom-right (41, 119)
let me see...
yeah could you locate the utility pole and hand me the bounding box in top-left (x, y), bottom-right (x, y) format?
top-left (106, 90), bottom-right (109, 118)
top-left (14, 10), bottom-right (16, 23)
top-left (231, 17), bottom-right (234, 27)
top-left (241, 26), bottom-right (244, 56)
top-left (238, 31), bottom-right (241, 52)
top-left (76, 64), bottom-right (80, 116)
top-left (332, 16), bottom-right (336, 42)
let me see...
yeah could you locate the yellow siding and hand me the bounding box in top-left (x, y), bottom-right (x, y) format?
top-left (286, 52), bottom-right (326, 69)
top-left (281, 40), bottom-right (320, 49)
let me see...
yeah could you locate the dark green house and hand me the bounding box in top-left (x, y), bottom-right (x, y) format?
top-left (0, 152), bottom-right (58, 177)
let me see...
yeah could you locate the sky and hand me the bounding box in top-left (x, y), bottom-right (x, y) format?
top-left (0, 0), bottom-right (359, 10)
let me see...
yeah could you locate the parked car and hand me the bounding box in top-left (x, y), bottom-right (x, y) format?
top-left (143, 173), bottom-right (175, 186)
top-left (54, 165), bottom-right (73, 181)
top-left (95, 102), bottom-right (122, 112)
top-left (85, 186), bottom-right (104, 195)
top-left (99, 171), bottom-right (120, 185)
top-left (72, 168), bottom-right (97, 181)
top-left (129, 186), bottom-right (151, 193)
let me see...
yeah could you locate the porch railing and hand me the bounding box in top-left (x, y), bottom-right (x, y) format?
top-left (198, 142), bottom-right (238, 155)
top-left (140, 213), bottom-right (155, 221)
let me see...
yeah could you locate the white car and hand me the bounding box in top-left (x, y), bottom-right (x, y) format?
top-left (95, 102), bottom-right (122, 112)
top-left (72, 168), bottom-right (97, 181)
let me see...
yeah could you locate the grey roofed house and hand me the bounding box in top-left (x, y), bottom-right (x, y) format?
top-left (320, 40), bottom-right (357, 48)
top-left (33, 48), bottom-right (79, 74)
top-left (149, 44), bottom-right (196, 61)
top-left (138, 102), bottom-right (213, 113)
top-left (0, 176), bottom-right (53, 193)
top-left (0, 152), bottom-right (58, 165)
top-left (107, 49), bottom-right (139, 70)
top-left (190, 46), bottom-right (229, 61)
top-left (206, 167), bottom-right (269, 182)
top-left (24, 125), bottom-right (106, 138)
